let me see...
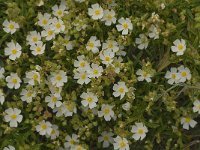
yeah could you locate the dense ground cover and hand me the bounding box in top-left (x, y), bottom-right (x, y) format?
top-left (0, 0), bottom-right (200, 149)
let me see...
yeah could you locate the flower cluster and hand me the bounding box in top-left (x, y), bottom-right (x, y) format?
top-left (0, 0), bottom-right (200, 150)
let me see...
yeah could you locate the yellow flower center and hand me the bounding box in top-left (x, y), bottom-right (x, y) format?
top-left (80, 62), bottom-right (86, 68)
top-left (119, 87), bottom-right (124, 93)
top-left (171, 74), bottom-right (176, 79)
top-left (12, 49), bottom-right (17, 54)
top-left (103, 108), bottom-right (110, 115)
top-left (9, 24), bottom-right (14, 30)
top-left (181, 72), bottom-right (187, 77)
top-left (138, 129), bottom-right (144, 134)
top-left (11, 114), bottom-right (17, 119)
top-left (33, 37), bottom-right (38, 42)
top-left (48, 30), bottom-right (53, 36)
top-left (36, 47), bottom-right (41, 52)
top-left (105, 56), bottom-right (110, 61)
top-left (56, 75), bottom-right (62, 81)
top-left (76, 146), bottom-right (82, 150)
top-left (41, 124), bottom-right (47, 130)
top-left (52, 96), bottom-right (57, 102)
top-left (12, 78), bottom-right (17, 84)
top-left (178, 44), bottom-right (184, 50)
top-left (56, 23), bottom-right (61, 29)
top-left (33, 74), bottom-right (38, 80)
top-left (185, 117), bottom-right (191, 123)
top-left (119, 141), bottom-right (126, 148)
top-left (123, 23), bottom-right (128, 29)
top-left (51, 129), bottom-right (55, 134)
top-left (42, 19), bottom-right (48, 25)
top-left (88, 42), bottom-right (94, 48)
top-left (198, 104), bottom-right (200, 109)
top-left (57, 10), bottom-right (63, 16)
top-left (106, 14), bottom-right (113, 20)
top-left (87, 97), bottom-right (93, 103)
top-left (103, 135), bottom-right (109, 141)
top-left (81, 74), bottom-right (86, 80)
top-left (93, 69), bottom-right (98, 75)
top-left (108, 43), bottom-right (113, 48)
top-left (27, 92), bottom-right (33, 97)
top-left (70, 140), bottom-right (75, 145)
top-left (143, 72), bottom-right (148, 77)
top-left (95, 10), bottom-right (101, 15)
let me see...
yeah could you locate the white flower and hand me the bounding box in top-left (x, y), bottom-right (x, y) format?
top-left (165, 67), bottom-right (181, 85)
top-left (98, 104), bottom-right (114, 121)
top-left (181, 117), bottom-right (197, 130)
top-left (4, 41), bottom-right (22, 60)
top-left (37, 13), bottom-right (52, 27)
top-left (63, 36), bottom-right (74, 50)
top-left (20, 88), bottom-right (36, 103)
top-left (4, 108), bottom-right (23, 127)
top-left (148, 25), bottom-right (159, 39)
top-left (113, 136), bottom-right (129, 150)
top-left (136, 69), bottom-right (152, 82)
top-left (60, 102), bottom-right (77, 117)
top-left (113, 57), bottom-right (123, 74)
top-left (116, 46), bottom-right (126, 56)
top-left (51, 17), bottom-right (65, 33)
top-left (41, 27), bottom-right (56, 41)
top-left (171, 39), bottom-right (186, 56)
top-left (80, 92), bottom-right (98, 109)
top-left (49, 70), bottom-right (68, 87)
top-left (177, 65), bottom-right (191, 82)
top-left (3, 19), bottom-right (19, 34)
top-left (102, 9), bottom-right (116, 26)
top-left (48, 125), bottom-right (59, 140)
top-left (102, 39), bottom-right (119, 52)
top-left (48, 82), bottom-right (62, 98)
top-left (0, 67), bottom-right (5, 79)
top-left (88, 63), bottom-right (103, 78)
top-left (131, 122), bottom-right (148, 141)
top-left (45, 94), bottom-right (62, 109)
top-left (122, 102), bottom-right (131, 111)
top-left (106, 0), bottom-right (117, 8)
top-left (52, 4), bottom-right (68, 18)
top-left (98, 131), bottom-right (114, 148)
top-left (26, 31), bottom-right (41, 45)
top-left (37, 0), bottom-right (44, 6)
top-left (71, 145), bottom-right (86, 150)
top-left (100, 49), bottom-right (115, 65)
top-left (3, 145), bottom-right (15, 150)
top-left (36, 120), bottom-right (52, 136)
top-left (0, 89), bottom-right (5, 105)
top-left (6, 73), bottom-right (22, 89)
top-left (193, 100), bottom-right (200, 114)
top-left (161, 3), bottom-right (165, 9)
top-left (86, 36), bottom-right (101, 53)
top-left (74, 55), bottom-right (90, 71)
top-left (116, 17), bottom-right (133, 35)
top-left (151, 12), bottom-right (160, 23)
top-left (113, 81), bottom-right (128, 100)
top-left (135, 34), bottom-right (149, 50)
top-left (88, 3), bottom-right (104, 20)
top-left (24, 70), bottom-right (41, 85)
top-left (75, 0), bottom-right (85, 2)
top-left (30, 41), bottom-right (46, 56)
top-left (64, 134), bottom-right (79, 148)
top-left (53, 105), bottom-right (64, 117)
top-left (74, 70), bottom-right (91, 85)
